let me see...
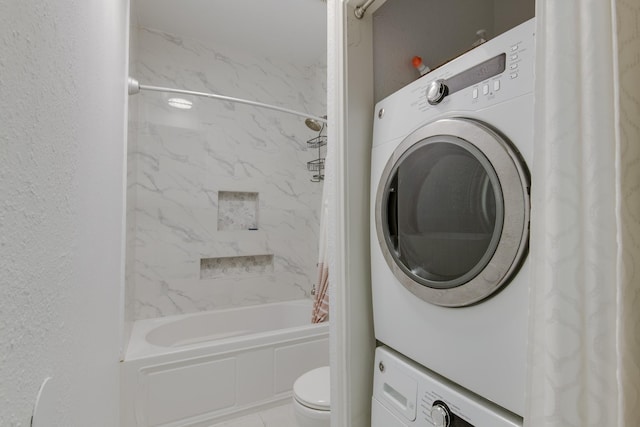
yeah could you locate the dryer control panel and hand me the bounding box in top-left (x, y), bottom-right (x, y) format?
top-left (372, 346), bottom-right (522, 427)
top-left (373, 18), bottom-right (535, 147)
top-left (409, 19), bottom-right (534, 113)
top-left (427, 53), bottom-right (506, 105)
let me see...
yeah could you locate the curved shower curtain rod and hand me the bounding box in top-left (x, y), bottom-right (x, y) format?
top-left (128, 77), bottom-right (327, 125)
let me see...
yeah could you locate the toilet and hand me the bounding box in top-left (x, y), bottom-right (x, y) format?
top-left (292, 366), bottom-right (330, 427)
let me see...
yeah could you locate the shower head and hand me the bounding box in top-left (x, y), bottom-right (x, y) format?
top-left (305, 118), bottom-right (323, 132)
top-left (305, 115), bottom-right (327, 132)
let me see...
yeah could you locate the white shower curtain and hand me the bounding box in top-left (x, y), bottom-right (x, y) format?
top-left (525, 1), bottom-right (640, 426)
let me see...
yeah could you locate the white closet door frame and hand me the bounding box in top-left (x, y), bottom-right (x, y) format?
top-left (329, 0), bottom-right (387, 425)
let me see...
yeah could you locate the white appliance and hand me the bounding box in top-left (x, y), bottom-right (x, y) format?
top-left (370, 19), bottom-right (535, 416)
top-left (372, 346), bottom-right (522, 427)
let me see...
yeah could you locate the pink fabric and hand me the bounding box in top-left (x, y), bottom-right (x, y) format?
top-left (312, 262), bottom-right (329, 323)
top-left (312, 185), bottom-right (329, 323)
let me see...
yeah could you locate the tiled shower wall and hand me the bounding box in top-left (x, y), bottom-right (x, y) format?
top-left (127, 27), bottom-right (326, 320)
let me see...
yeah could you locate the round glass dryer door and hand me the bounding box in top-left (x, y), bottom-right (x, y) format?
top-left (375, 118), bottom-right (530, 307)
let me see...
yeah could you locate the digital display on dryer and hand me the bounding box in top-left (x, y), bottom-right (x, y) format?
top-left (446, 53), bottom-right (506, 95)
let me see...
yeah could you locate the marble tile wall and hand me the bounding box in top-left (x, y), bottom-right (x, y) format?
top-left (127, 27), bottom-right (326, 320)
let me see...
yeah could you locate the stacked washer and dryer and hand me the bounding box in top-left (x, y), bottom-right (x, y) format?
top-left (370, 19), bottom-right (535, 426)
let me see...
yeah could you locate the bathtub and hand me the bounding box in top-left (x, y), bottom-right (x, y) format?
top-left (120, 300), bottom-right (329, 427)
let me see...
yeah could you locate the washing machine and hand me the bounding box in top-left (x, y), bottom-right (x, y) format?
top-left (370, 18), bottom-right (535, 416)
top-left (372, 346), bottom-right (522, 427)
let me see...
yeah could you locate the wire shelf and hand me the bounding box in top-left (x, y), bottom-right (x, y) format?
top-left (305, 124), bottom-right (326, 182)
top-left (307, 158), bottom-right (325, 172)
top-left (307, 135), bottom-right (327, 149)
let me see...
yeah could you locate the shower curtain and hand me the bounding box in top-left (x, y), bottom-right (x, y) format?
top-left (312, 181), bottom-right (330, 323)
top-left (525, 1), bottom-right (640, 426)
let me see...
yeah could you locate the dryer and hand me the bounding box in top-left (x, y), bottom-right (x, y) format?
top-left (370, 19), bottom-right (535, 416)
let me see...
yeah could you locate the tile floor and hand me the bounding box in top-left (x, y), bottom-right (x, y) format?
top-left (211, 403), bottom-right (299, 427)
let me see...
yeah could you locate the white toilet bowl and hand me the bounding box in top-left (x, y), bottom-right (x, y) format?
top-left (292, 366), bottom-right (330, 427)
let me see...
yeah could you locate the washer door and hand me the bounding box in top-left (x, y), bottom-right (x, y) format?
top-left (375, 118), bottom-right (530, 307)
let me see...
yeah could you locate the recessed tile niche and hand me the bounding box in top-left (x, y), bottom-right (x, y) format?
top-left (217, 191), bottom-right (259, 231)
top-left (200, 255), bottom-right (274, 279)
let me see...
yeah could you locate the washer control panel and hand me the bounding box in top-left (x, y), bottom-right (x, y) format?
top-left (372, 346), bottom-right (522, 427)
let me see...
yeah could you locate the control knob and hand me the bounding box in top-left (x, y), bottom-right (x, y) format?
top-left (426, 79), bottom-right (448, 105)
top-left (430, 403), bottom-right (451, 427)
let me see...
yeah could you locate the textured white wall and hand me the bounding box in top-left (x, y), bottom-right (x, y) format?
top-left (0, 1), bottom-right (128, 425)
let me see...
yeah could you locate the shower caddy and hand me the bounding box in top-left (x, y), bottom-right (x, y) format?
top-left (307, 131), bottom-right (327, 182)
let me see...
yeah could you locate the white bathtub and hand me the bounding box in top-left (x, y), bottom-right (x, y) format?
top-left (121, 300), bottom-right (329, 427)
